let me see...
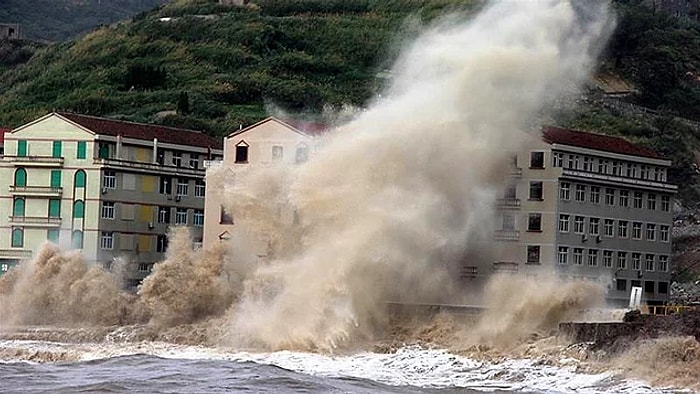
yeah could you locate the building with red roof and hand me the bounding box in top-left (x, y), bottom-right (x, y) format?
top-left (0, 112), bottom-right (223, 286)
top-left (492, 125), bottom-right (677, 307)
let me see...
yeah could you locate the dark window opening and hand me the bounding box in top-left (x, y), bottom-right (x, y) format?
top-left (220, 206), bottom-right (233, 224)
top-left (529, 181), bottom-right (543, 200)
top-left (644, 281), bottom-right (655, 294)
top-left (530, 152), bottom-right (544, 169)
top-left (235, 144), bottom-right (248, 163)
top-left (527, 213), bottom-right (542, 232)
top-left (658, 282), bottom-right (668, 294)
top-left (631, 280), bottom-right (641, 288)
top-left (616, 279), bottom-right (627, 292)
top-left (526, 245), bottom-right (540, 264)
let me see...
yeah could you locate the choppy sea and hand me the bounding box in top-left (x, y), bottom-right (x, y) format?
top-left (0, 340), bottom-right (672, 393)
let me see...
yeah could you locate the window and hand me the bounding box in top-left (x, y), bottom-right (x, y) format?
top-left (632, 222), bottom-right (642, 239)
top-left (587, 249), bottom-right (598, 266)
top-left (604, 219), bottom-right (614, 237)
top-left (12, 197), bottom-right (25, 217)
top-left (647, 194), bottom-right (656, 210)
top-left (14, 168), bottom-right (26, 187)
top-left (156, 148), bottom-right (165, 165)
top-left (612, 162), bottom-right (620, 176)
top-left (575, 185), bottom-right (586, 202)
top-left (619, 190), bottom-right (629, 207)
top-left (583, 157), bottom-right (591, 171)
top-left (172, 151), bottom-right (182, 167)
top-left (220, 206), bottom-right (233, 224)
top-left (296, 145), bottom-right (309, 163)
top-left (645, 254), bottom-right (654, 271)
top-left (559, 214), bottom-right (570, 232)
top-left (103, 170), bottom-right (116, 189)
top-left (574, 216), bottom-right (585, 234)
top-left (605, 188), bottom-right (615, 205)
top-left (72, 230), bottom-right (83, 249)
top-left (77, 141), bottom-right (86, 159)
top-left (47, 229), bottom-right (59, 243)
top-left (272, 145), bottom-right (284, 161)
top-left (646, 223), bottom-right (656, 241)
top-left (1, 264), bottom-right (7, 272)
top-left (11, 227), bottom-right (23, 247)
top-left (559, 182), bottom-right (570, 200)
top-left (567, 154), bottom-right (579, 169)
top-left (644, 281), bottom-right (655, 294)
top-left (527, 213), bottom-right (542, 232)
top-left (589, 217), bottom-right (600, 235)
top-left (73, 200), bottom-right (84, 219)
top-left (603, 250), bottom-right (613, 268)
top-left (526, 245), bottom-right (540, 264)
top-left (660, 225), bottom-right (670, 242)
top-left (552, 152), bottom-right (563, 167)
top-left (617, 252), bottom-right (627, 269)
top-left (102, 201), bottom-right (115, 219)
top-left (194, 209), bottom-right (204, 226)
top-left (505, 184), bottom-right (516, 199)
top-left (157, 234), bottom-right (169, 253)
top-left (159, 177), bottom-right (171, 195)
top-left (74, 170), bottom-right (86, 188)
top-left (51, 141), bottom-right (62, 158)
top-left (590, 186), bottom-right (600, 204)
top-left (641, 165), bottom-right (649, 179)
top-left (189, 154), bottom-right (199, 169)
top-left (616, 279), bottom-right (627, 292)
top-left (628, 164), bottom-right (637, 178)
top-left (618, 220), bottom-right (628, 238)
top-left (598, 160), bottom-right (608, 174)
top-left (121, 204), bottom-right (135, 220)
top-left (502, 214), bottom-right (515, 230)
top-left (17, 140), bottom-right (27, 157)
top-left (658, 255), bottom-right (668, 272)
top-left (48, 199), bottom-right (60, 218)
top-left (530, 152), bottom-right (544, 169)
top-left (50, 170), bottom-right (61, 188)
top-left (558, 247), bottom-right (568, 264)
top-left (100, 232), bottom-right (114, 250)
top-left (194, 179), bottom-right (205, 197)
top-left (633, 192), bottom-right (643, 208)
top-left (658, 281), bottom-right (669, 294)
top-left (529, 181), bottom-right (543, 200)
top-left (573, 248), bottom-right (583, 265)
top-left (235, 142), bottom-right (249, 163)
top-left (138, 263), bottom-right (151, 272)
top-left (98, 143), bottom-right (110, 159)
top-left (176, 178), bottom-right (188, 197)
top-left (632, 253), bottom-right (641, 270)
top-left (631, 280), bottom-right (641, 288)
top-left (158, 207), bottom-right (170, 224)
top-left (661, 195), bottom-right (670, 212)
top-left (175, 208), bottom-right (187, 225)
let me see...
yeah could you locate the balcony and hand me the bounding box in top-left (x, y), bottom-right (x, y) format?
top-left (9, 185), bottom-right (62, 197)
top-left (0, 249), bottom-right (32, 260)
top-left (94, 158), bottom-right (205, 177)
top-left (5, 155), bottom-right (64, 167)
top-left (496, 198), bottom-right (521, 209)
top-left (509, 167), bottom-right (523, 177)
top-left (493, 261), bottom-right (519, 272)
top-left (494, 229), bottom-right (520, 241)
top-left (9, 216), bottom-right (62, 228)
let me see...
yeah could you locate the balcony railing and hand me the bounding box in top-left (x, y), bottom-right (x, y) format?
top-left (9, 216), bottom-right (62, 227)
top-left (94, 157), bottom-right (205, 176)
top-left (494, 229), bottom-right (520, 240)
top-left (5, 156), bottom-right (64, 167)
top-left (509, 167), bottom-right (523, 177)
top-left (0, 249), bottom-right (32, 260)
top-left (9, 185), bottom-right (63, 197)
top-left (496, 198), bottom-right (521, 209)
top-left (493, 261), bottom-right (519, 272)
top-left (562, 168), bottom-right (677, 192)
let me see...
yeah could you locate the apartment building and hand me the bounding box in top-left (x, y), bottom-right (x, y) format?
top-left (0, 112), bottom-right (223, 285)
top-left (203, 117), bottom-right (324, 250)
top-left (494, 126), bottom-right (677, 306)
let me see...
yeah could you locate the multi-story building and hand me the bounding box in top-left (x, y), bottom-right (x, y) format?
top-left (494, 126), bottom-right (676, 306)
top-left (203, 116), bottom-right (323, 250)
top-left (0, 112), bottom-right (223, 285)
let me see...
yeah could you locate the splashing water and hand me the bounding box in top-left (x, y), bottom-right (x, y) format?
top-left (222, 0), bottom-right (616, 350)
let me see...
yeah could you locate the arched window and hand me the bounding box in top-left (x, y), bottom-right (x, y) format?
top-left (11, 227), bottom-right (23, 247)
top-left (74, 170), bottom-right (86, 188)
top-left (235, 141), bottom-right (249, 163)
top-left (12, 197), bottom-right (25, 217)
top-left (14, 168), bottom-right (26, 187)
top-left (71, 230), bottom-right (83, 249)
top-left (73, 200), bottom-right (85, 219)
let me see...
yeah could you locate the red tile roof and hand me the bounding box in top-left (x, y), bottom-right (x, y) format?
top-left (57, 112), bottom-right (222, 149)
top-left (542, 126), bottom-right (661, 159)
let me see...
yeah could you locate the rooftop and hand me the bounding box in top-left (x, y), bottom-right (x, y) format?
top-left (227, 116), bottom-right (328, 139)
top-left (542, 126), bottom-right (661, 159)
top-left (56, 112), bottom-right (222, 149)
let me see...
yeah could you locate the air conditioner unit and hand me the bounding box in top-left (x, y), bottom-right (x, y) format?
top-left (101, 187), bottom-right (108, 194)
top-left (175, 195), bottom-right (181, 202)
top-left (596, 235), bottom-right (602, 243)
top-left (148, 222), bottom-right (154, 229)
top-left (582, 234), bottom-right (588, 242)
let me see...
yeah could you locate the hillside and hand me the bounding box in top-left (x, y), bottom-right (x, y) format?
top-left (0, 0), bottom-right (168, 42)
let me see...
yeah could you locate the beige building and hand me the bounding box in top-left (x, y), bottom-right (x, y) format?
top-left (493, 127), bottom-right (676, 306)
top-left (0, 112), bottom-right (223, 285)
top-left (203, 117), bottom-right (323, 249)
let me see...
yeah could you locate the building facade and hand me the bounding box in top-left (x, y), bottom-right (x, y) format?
top-left (495, 127), bottom-right (677, 306)
top-left (0, 23), bottom-right (20, 40)
top-left (0, 112), bottom-right (222, 285)
top-left (203, 117), bottom-right (322, 250)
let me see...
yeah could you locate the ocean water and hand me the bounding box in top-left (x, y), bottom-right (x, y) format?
top-left (0, 339), bottom-right (668, 393)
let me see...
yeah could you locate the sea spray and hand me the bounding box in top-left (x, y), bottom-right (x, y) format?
top-left (222, 0), bottom-right (616, 350)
